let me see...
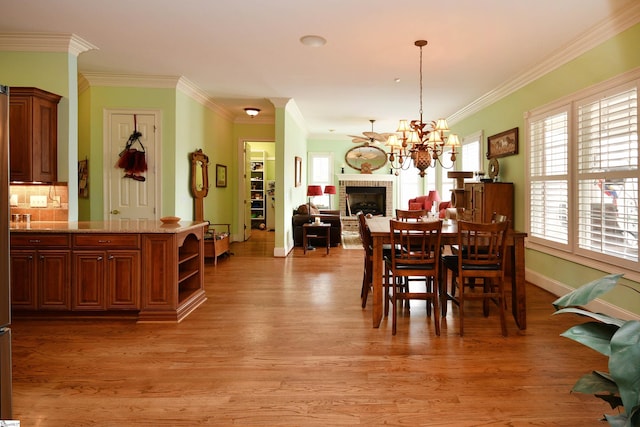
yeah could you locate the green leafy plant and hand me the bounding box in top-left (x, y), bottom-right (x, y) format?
top-left (552, 273), bottom-right (640, 426)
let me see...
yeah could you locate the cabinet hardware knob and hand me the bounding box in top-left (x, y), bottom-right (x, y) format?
top-left (111, 209), bottom-right (120, 215)
top-left (97, 256), bottom-right (103, 261)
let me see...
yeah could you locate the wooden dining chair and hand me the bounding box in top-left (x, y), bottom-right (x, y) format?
top-left (395, 209), bottom-right (427, 221)
top-left (357, 212), bottom-right (373, 308)
top-left (357, 212), bottom-right (397, 309)
top-left (440, 220), bottom-right (509, 336)
top-left (384, 219), bottom-right (442, 335)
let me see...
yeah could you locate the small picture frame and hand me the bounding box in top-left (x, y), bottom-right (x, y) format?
top-left (294, 156), bottom-right (302, 187)
top-left (487, 127), bottom-right (519, 159)
top-left (216, 164), bottom-right (227, 188)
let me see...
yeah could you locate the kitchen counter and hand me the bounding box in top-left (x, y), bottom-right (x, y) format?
top-left (10, 220), bottom-right (206, 233)
top-left (10, 220), bottom-right (207, 322)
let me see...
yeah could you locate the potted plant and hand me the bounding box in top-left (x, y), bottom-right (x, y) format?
top-left (552, 273), bottom-right (640, 426)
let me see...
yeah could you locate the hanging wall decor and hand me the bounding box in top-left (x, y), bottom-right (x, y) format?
top-left (78, 158), bottom-right (89, 198)
top-left (487, 127), bottom-right (518, 159)
top-left (116, 115), bottom-right (148, 181)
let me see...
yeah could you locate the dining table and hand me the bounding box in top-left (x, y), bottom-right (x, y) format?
top-left (365, 216), bottom-right (528, 329)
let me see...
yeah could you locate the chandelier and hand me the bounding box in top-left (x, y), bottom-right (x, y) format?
top-left (386, 40), bottom-right (460, 177)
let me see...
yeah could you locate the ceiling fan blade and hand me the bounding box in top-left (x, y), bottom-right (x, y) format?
top-left (349, 136), bottom-right (368, 143)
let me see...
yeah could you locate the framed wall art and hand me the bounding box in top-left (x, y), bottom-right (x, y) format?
top-left (215, 164), bottom-right (227, 188)
top-left (487, 127), bottom-right (518, 159)
top-left (294, 156), bottom-right (302, 187)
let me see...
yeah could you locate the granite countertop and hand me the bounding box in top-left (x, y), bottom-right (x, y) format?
top-left (10, 220), bottom-right (207, 234)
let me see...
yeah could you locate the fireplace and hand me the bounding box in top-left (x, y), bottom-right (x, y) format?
top-left (346, 186), bottom-right (385, 216)
top-left (338, 174), bottom-right (395, 219)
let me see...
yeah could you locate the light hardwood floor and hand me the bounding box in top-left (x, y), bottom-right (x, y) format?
top-left (10, 230), bottom-right (610, 426)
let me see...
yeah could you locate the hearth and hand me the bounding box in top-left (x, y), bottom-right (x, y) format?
top-left (338, 174), bottom-right (395, 219)
top-left (346, 186), bottom-right (385, 216)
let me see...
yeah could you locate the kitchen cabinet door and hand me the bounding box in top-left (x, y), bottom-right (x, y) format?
top-left (106, 251), bottom-right (140, 310)
top-left (9, 87), bottom-right (61, 182)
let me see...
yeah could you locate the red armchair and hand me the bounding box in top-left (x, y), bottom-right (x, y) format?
top-left (407, 196), bottom-right (452, 218)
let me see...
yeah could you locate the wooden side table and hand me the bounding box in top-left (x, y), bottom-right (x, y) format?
top-left (303, 223), bottom-right (331, 254)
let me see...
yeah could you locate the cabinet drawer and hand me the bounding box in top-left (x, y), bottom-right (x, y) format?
top-left (73, 234), bottom-right (140, 248)
top-left (11, 233), bottom-right (69, 247)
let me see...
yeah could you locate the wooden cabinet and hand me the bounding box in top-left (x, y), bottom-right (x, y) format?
top-left (10, 234), bottom-right (71, 310)
top-left (10, 223), bottom-right (206, 322)
top-left (9, 87), bottom-right (62, 182)
top-left (464, 182), bottom-right (514, 225)
top-left (72, 234), bottom-right (140, 311)
top-left (139, 227), bottom-right (206, 322)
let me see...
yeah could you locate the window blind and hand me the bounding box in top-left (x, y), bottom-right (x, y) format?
top-left (576, 87), bottom-right (638, 261)
top-left (529, 111), bottom-right (569, 244)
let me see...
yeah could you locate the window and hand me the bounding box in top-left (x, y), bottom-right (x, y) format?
top-left (527, 70), bottom-right (639, 270)
top-left (461, 131), bottom-right (482, 174)
top-left (308, 152), bottom-right (334, 208)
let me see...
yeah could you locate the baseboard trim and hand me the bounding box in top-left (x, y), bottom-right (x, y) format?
top-left (526, 268), bottom-right (640, 321)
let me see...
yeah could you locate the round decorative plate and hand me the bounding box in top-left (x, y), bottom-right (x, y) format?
top-left (488, 158), bottom-right (500, 180)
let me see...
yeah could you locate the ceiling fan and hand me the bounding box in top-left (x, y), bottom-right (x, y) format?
top-left (348, 119), bottom-right (394, 146)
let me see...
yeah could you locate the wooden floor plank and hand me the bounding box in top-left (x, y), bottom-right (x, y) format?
top-left (10, 230), bottom-right (610, 426)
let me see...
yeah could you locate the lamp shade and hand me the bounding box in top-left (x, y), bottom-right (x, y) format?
top-left (307, 185), bottom-right (323, 196)
top-left (447, 133), bottom-right (461, 147)
top-left (324, 185), bottom-right (336, 195)
top-left (427, 190), bottom-right (441, 202)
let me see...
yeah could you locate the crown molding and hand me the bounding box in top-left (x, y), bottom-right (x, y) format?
top-left (234, 116), bottom-right (273, 125)
top-left (80, 72), bottom-right (181, 88)
top-left (0, 32), bottom-right (97, 56)
top-left (176, 77), bottom-right (234, 121)
top-left (79, 72), bottom-right (235, 121)
top-left (448, 3), bottom-right (640, 125)
top-left (270, 97), bottom-right (309, 136)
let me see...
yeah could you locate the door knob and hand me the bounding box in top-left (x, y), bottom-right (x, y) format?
top-left (111, 209), bottom-right (120, 215)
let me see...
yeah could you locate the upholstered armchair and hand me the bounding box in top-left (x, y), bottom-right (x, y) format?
top-left (291, 204), bottom-right (342, 247)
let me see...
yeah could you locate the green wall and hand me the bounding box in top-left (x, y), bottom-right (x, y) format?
top-left (78, 85), bottom-right (178, 220)
top-left (0, 50), bottom-right (78, 219)
top-left (451, 23), bottom-right (640, 314)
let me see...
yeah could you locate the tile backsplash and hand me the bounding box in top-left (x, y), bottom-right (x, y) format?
top-left (9, 184), bottom-right (69, 222)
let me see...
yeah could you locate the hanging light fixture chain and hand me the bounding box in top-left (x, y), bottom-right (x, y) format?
top-left (385, 39), bottom-right (459, 176)
top-left (418, 41), bottom-right (424, 121)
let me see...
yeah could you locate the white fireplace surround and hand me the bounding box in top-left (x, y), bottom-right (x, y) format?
top-left (338, 174), bottom-right (395, 218)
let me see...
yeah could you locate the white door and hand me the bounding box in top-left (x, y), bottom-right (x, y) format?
top-left (105, 112), bottom-right (159, 220)
top-left (244, 142), bottom-right (252, 240)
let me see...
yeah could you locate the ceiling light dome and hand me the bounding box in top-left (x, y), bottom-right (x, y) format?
top-left (300, 35), bottom-right (326, 47)
top-left (244, 107), bottom-right (260, 117)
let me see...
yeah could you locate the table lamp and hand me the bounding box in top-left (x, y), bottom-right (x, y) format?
top-left (306, 185), bottom-right (323, 251)
top-left (306, 185), bottom-right (323, 222)
top-left (324, 185), bottom-right (336, 209)
top-left (427, 190), bottom-right (441, 216)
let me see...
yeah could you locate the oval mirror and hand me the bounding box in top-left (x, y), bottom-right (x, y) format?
top-left (190, 149), bottom-right (210, 200)
top-left (345, 144), bottom-right (388, 173)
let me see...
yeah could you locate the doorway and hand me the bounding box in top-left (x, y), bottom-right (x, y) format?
top-left (238, 140), bottom-right (275, 242)
top-left (104, 110), bottom-right (160, 220)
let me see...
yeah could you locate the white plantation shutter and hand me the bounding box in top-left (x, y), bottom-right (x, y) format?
top-left (576, 86), bottom-right (638, 262)
top-left (529, 110), bottom-right (569, 244)
top-left (527, 74), bottom-right (639, 270)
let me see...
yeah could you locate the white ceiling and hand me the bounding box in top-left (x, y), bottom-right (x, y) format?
top-left (1, 0), bottom-right (638, 141)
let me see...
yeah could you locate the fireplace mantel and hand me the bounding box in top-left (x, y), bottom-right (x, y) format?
top-left (337, 173), bottom-right (395, 182)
